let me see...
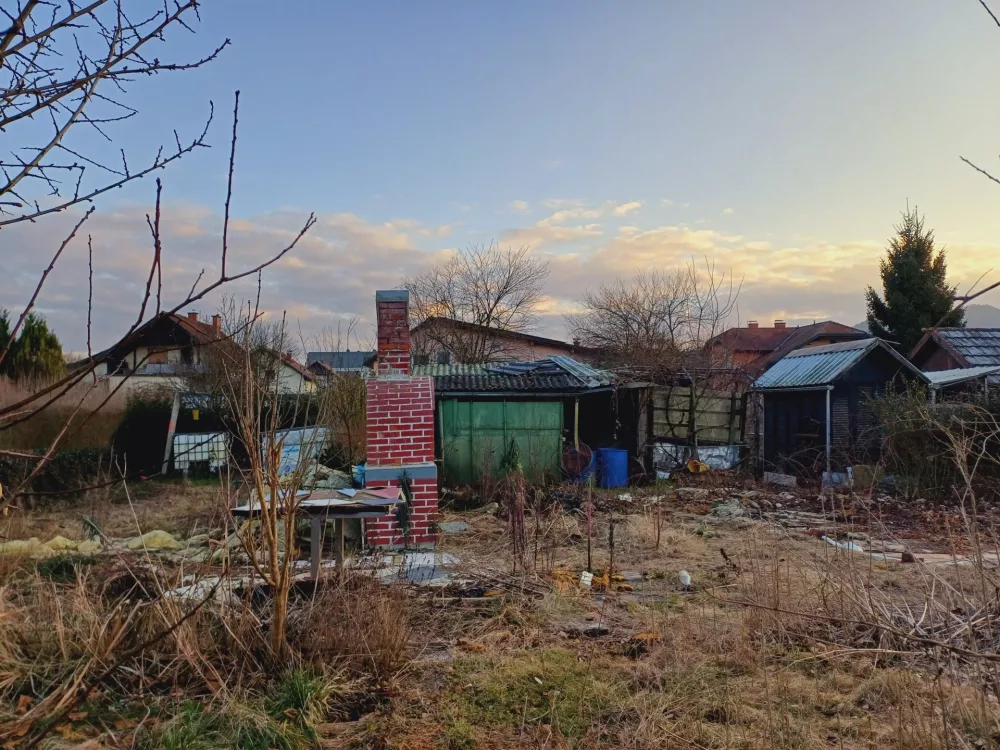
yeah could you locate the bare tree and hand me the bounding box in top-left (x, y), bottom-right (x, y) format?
top-left (404, 242), bottom-right (549, 364)
top-left (0, 0), bottom-right (227, 225)
top-left (568, 259), bottom-right (742, 464)
top-left (213, 302), bottom-right (325, 659)
top-left (566, 268), bottom-right (693, 369)
top-left (0, 93), bottom-right (316, 513)
top-left (567, 260), bottom-right (740, 375)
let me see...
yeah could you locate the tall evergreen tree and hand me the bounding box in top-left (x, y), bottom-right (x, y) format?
top-left (3, 312), bottom-right (66, 381)
top-left (865, 207), bottom-right (964, 353)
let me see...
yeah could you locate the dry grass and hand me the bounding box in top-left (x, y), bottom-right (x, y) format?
top-left (297, 573), bottom-right (412, 684)
top-left (0, 375), bottom-right (127, 452)
top-left (1, 480), bottom-right (224, 543)
top-left (4, 478), bottom-right (1000, 749)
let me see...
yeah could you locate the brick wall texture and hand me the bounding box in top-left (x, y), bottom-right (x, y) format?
top-left (365, 378), bottom-right (435, 465)
top-left (376, 298), bottom-right (410, 375)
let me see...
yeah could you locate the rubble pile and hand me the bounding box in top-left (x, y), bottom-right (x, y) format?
top-left (670, 478), bottom-right (1000, 567)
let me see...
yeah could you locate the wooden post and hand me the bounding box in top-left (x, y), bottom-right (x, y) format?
top-left (334, 518), bottom-right (345, 583)
top-left (727, 392), bottom-right (738, 445)
top-left (310, 517), bottom-right (322, 580)
top-left (161, 392), bottom-right (181, 475)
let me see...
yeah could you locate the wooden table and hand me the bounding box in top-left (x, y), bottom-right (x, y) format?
top-left (232, 487), bottom-right (402, 579)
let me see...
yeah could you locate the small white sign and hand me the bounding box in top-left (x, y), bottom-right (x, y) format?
top-left (579, 571), bottom-right (594, 589)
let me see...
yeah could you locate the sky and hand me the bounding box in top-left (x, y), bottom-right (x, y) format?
top-left (5, 0), bottom-right (1000, 355)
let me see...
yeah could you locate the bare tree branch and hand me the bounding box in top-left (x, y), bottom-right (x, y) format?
top-left (0, 0), bottom-right (228, 226)
top-left (404, 242), bottom-right (550, 363)
top-left (960, 156), bottom-right (1000, 188)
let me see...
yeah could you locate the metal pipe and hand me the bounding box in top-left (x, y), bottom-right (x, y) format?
top-left (574, 397), bottom-right (580, 451)
top-left (825, 387), bottom-right (832, 480)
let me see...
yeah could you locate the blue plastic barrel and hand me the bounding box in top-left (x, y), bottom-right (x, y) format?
top-left (596, 448), bottom-right (628, 488)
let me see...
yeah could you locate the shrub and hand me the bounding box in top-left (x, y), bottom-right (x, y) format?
top-left (112, 391), bottom-right (174, 476)
top-left (0, 447), bottom-right (111, 505)
top-left (874, 389), bottom-right (1000, 501)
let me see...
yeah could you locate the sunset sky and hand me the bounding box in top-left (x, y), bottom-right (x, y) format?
top-left (6, 0), bottom-right (1000, 353)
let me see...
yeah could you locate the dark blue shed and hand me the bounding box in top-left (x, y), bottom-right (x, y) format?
top-left (753, 338), bottom-right (928, 480)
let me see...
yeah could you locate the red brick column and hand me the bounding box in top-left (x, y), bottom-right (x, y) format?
top-left (365, 290), bottom-right (439, 548)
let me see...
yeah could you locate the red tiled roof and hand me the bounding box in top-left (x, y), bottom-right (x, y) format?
top-left (714, 326), bottom-right (793, 353)
top-left (712, 321), bottom-right (868, 374)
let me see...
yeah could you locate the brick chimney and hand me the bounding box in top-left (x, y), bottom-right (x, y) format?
top-left (186, 311), bottom-right (199, 323)
top-left (375, 290), bottom-right (411, 375)
top-left (748, 321), bottom-right (759, 330)
top-left (365, 288), bottom-right (438, 549)
top-left (774, 320), bottom-right (786, 329)
top-left (211, 314), bottom-right (222, 335)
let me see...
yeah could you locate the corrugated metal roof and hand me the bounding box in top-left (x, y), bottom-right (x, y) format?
top-left (411, 363), bottom-right (487, 377)
top-left (547, 354), bottom-right (613, 387)
top-left (753, 338), bottom-right (926, 390)
top-left (412, 356), bottom-right (613, 393)
top-left (924, 366), bottom-right (1000, 387)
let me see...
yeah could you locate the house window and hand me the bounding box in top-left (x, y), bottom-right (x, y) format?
top-left (435, 350), bottom-right (451, 365)
top-left (146, 348), bottom-right (169, 364)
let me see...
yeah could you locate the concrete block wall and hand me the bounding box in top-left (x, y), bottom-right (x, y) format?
top-left (365, 290), bottom-right (439, 548)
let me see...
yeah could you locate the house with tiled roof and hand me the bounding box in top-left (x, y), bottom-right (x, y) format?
top-left (70, 311), bottom-right (315, 394)
top-left (710, 319), bottom-right (869, 377)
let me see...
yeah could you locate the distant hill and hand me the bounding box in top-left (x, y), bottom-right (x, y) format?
top-left (855, 303), bottom-right (1000, 332)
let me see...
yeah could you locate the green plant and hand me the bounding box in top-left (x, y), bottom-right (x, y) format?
top-left (146, 671), bottom-right (340, 750)
top-left (445, 648), bottom-right (624, 743)
top-left (442, 715), bottom-right (476, 750)
top-left (265, 668), bottom-right (337, 742)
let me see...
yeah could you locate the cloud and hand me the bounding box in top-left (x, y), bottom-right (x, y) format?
top-left (661, 199), bottom-right (675, 208)
top-left (7, 198), bottom-right (999, 354)
top-left (1, 204), bottom-right (452, 353)
top-left (722, 207), bottom-right (734, 216)
top-left (612, 201), bottom-right (643, 217)
top-left (500, 221), bottom-right (603, 249)
top-left (509, 200), bottom-right (529, 212)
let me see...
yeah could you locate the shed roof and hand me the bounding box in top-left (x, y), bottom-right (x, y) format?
top-left (412, 356), bottom-right (613, 394)
top-left (934, 328), bottom-right (1000, 367)
top-left (753, 338), bottom-right (926, 390)
top-left (306, 351), bottom-right (375, 370)
top-left (923, 366), bottom-right (1000, 388)
top-left (910, 328), bottom-right (1000, 366)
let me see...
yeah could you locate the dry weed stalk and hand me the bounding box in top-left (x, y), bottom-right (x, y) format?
top-left (215, 304), bottom-right (330, 659)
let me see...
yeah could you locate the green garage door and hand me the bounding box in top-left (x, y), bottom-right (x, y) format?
top-left (439, 399), bottom-right (563, 485)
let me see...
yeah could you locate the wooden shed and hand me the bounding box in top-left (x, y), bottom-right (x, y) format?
top-left (752, 338), bottom-right (927, 480)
